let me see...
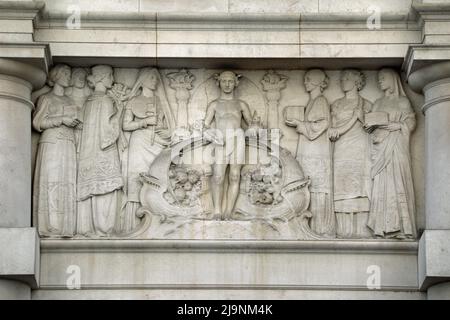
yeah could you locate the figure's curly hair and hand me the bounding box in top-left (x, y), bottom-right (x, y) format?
top-left (342, 69), bottom-right (366, 91)
top-left (214, 71), bottom-right (242, 87)
top-left (47, 64), bottom-right (71, 87)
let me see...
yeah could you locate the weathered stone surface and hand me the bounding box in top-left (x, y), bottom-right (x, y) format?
top-left (419, 230), bottom-right (450, 290)
top-left (0, 0), bottom-right (450, 300)
top-left (0, 228), bottom-right (39, 288)
top-left (0, 279), bottom-right (31, 300)
top-left (38, 239), bottom-right (419, 293)
top-left (26, 66), bottom-right (422, 241)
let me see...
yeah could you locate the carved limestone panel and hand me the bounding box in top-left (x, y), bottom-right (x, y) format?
top-left (32, 66), bottom-right (418, 241)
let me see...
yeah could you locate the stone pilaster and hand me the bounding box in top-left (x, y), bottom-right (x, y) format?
top-left (0, 58), bottom-right (46, 299)
top-left (402, 1), bottom-right (450, 300)
top-left (407, 57), bottom-right (450, 299)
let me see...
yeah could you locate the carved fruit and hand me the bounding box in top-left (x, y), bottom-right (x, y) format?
top-left (252, 173), bottom-right (263, 181)
top-left (188, 173), bottom-right (200, 184)
top-left (174, 188), bottom-right (186, 201)
top-left (262, 175), bottom-right (272, 184)
top-left (176, 172), bottom-right (188, 184)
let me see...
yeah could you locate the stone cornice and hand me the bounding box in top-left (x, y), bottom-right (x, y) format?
top-left (0, 0), bottom-right (44, 19)
top-left (0, 1), bottom-right (44, 10)
top-left (34, 11), bottom-right (419, 30)
top-left (41, 239), bottom-right (418, 254)
top-left (0, 1), bottom-right (425, 33)
top-left (413, 2), bottom-right (450, 15)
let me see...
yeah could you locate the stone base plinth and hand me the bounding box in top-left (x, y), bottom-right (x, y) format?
top-left (36, 239), bottom-right (419, 299)
top-left (419, 230), bottom-right (450, 290)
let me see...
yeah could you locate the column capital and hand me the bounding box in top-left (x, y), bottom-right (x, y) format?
top-left (405, 2), bottom-right (450, 96)
top-left (404, 46), bottom-right (450, 91)
top-left (0, 57), bottom-right (47, 90)
top-left (406, 59), bottom-right (450, 114)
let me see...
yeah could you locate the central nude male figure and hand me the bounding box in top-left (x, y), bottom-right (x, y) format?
top-left (204, 71), bottom-right (256, 220)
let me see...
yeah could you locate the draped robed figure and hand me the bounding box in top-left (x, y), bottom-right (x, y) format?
top-left (285, 69), bottom-right (335, 237)
top-left (119, 68), bottom-right (175, 233)
top-left (77, 65), bottom-right (124, 237)
top-left (328, 69), bottom-right (372, 239)
top-left (366, 69), bottom-right (416, 239)
top-left (33, 64), bottom-right (80, 237)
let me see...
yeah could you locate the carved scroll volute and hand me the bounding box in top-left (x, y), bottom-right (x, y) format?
top-left (261, 70), bottom-right (288, 129)
top-left (167, 69), bottom-right (195, 129)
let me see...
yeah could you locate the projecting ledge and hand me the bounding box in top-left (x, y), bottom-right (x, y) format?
top-left (41, 239), bottom-right (418, 254)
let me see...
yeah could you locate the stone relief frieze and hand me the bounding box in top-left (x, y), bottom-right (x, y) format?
top-left (31, 64), bottom-right (417, 240)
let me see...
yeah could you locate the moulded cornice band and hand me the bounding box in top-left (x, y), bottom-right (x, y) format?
top-left (40, 239), bottom-right (418, 254)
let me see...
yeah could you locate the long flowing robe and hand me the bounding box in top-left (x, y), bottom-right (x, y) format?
top-left (331, 96), bottom-right (372, 238)
top-left (367, 95), bottom-right (416, 238)
top-left (296, 95), bottom-right (334, 237)
top-left (118, 70), bottom-right (175, 233)
top-left (77, 92), bottom-right (123, 236)
top-left (33, 93), bottom-right (77, 237)
top-left (120, 95), bottom-right (170, 232)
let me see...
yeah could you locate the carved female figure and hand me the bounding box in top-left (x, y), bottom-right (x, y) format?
top-left (120, 68), bottom-right (175, 232)
top-left (65, 68), bottom-right (91, 114)
top-left (33, 64), bottom-right (80, 237)
top-left (285, 69), bottom-right (334, 237)
top-left (328, 69), bottom-right (372, 238)
top-left (77, 65), bottom-right (123, 237)
top-left (365, 69), bottom-right (416, 239)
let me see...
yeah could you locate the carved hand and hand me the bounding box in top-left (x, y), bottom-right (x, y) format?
top-left (363, 123), bottom-right (371, 131)
top-left (380, 122), bottom-right (401, 132)
top-left (145, 117), bottom-right (157, 126)
top-left (204, 129), bottom-right (224, 145)
top-left (139, 120), bottom-right (148, 128)
top-left (328, 128), bottom-right (340, 141)
top-left (140, 117), bottom-right (156, 128)
top-left (76, 122), bottom-right (83, 130)
top-left (296, 121), bottom-right (306, 135)
top-left (246, 127), bottom-right (258, 138)
top-left (285, 118), bottom-right (300, 127)
top-left (202, 121), bottom-right (210, 130)
top-left (155, 128), bottom-right (171, 139)
top-left (62, 117), bottom-right (81, 128)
